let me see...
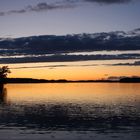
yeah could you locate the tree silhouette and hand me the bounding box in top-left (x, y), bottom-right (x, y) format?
top-left (0, 66), bottom-right (11, 79)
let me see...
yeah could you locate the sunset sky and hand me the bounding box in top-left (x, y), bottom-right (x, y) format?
top-left (0, 0), bottom-right (140, 37)
top-left (0, 0), bottom-right (140, 80)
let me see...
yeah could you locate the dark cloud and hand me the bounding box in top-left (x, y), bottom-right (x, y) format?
top-left (11, 65), bottom-right (69, 69)
top-left (10, 64), bottom-right (98, 69)
top-left (1, 31), bottom-right (140, 56)
top-left (0, 12), bottom-right (5, 16)
top-left (1, 30), bottom-right (140, 64)
top-left (0, 2), bottom-right (74, 16)
top-left (1, 54), bottom-right (140, 64)
top-left (65, 0), bottom-right (133, 5)
top-left (27, 2), bottom-right (74, 12)
top-left (84, 0), bottom-right (132, 4)
top-left (7, 9), bottom-right (26, 15)
top-left (27, 2), bottom-right (56, 11)
top-left (110, 61), bottom-right (140, 66)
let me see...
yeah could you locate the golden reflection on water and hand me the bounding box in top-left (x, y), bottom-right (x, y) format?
top-left (4, 83), bottom-right (140, 105)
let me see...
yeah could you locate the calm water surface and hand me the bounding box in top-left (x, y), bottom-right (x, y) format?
top-left (0, 83), bottom-right (140, 140)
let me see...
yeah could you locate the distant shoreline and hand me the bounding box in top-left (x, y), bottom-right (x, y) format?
top-left (0, 77), bottom-right (140, 84)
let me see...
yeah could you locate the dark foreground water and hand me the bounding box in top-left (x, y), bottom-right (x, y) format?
top-left (0, 83), bottom-right (140, 140)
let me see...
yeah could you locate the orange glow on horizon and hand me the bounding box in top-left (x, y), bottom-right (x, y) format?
top-left (2, 60), bottom-right (140, 80)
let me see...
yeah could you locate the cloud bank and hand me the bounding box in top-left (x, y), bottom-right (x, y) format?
top-left (0, 30), bottom-right (140, 64)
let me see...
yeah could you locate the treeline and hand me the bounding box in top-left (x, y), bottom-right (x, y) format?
top-left (0, 77), bottom-right (140, 83)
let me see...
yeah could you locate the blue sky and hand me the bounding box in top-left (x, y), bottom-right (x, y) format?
top-left (0, 0), bottom-right (140, 38)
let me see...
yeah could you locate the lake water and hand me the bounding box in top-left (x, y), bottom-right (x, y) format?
top-left (0, 83), bottom-right (140, 140)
